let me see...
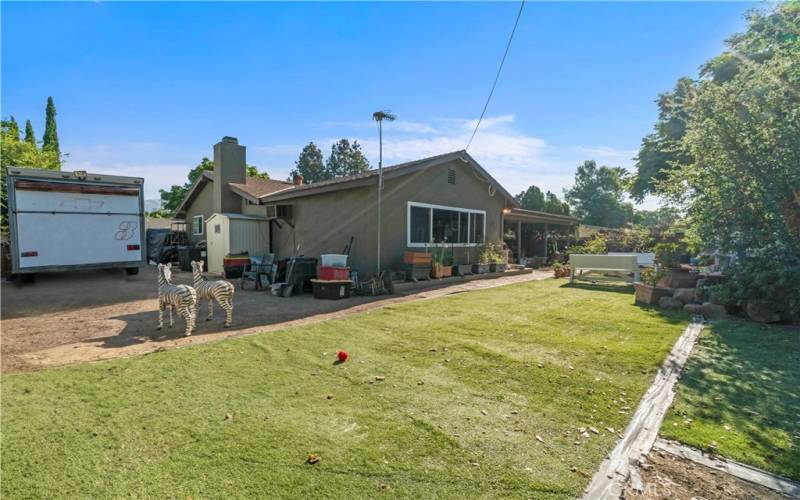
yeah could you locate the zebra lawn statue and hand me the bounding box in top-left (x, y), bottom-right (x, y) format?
top-left (190, 260), bottom-right (235, 327)
top-left (157, 263), bottom-right (197, 336)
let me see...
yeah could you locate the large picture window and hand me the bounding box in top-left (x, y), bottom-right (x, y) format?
top-left (407, 202), bottom-right (485, 247)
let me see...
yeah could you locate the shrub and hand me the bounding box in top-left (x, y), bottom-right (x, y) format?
top-left (640, 268), bottom-right (667, 287)
top-left (711, 245), bottom-right (800, 319)
top-left (654, 242), bottom-right (681, 268)
top-left (567, 235), bottom-right (607, 255)
top-left (477, 240), bottom-right (506, 264)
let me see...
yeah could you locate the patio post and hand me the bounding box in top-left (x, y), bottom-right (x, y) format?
top-left (517, 221), bottom-right (522, 264)
top-left (544, 223), bottom-right (549, 261)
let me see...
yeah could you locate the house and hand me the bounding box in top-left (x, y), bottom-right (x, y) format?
top-left (176, 136), bottom-right (578, 277)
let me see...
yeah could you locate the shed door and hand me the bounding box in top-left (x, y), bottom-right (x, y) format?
top-left (206, 217), bottom-right (227, 274)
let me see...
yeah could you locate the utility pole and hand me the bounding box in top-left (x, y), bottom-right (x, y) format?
top-left (372, 110), bottom-right (396, 275)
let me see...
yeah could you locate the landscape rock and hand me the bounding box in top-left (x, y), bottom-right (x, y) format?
top-left (672, 288), bottom-right (696, 304)
top-left (683, 303), bottom-right (703, 314)
top-left (701, 302), bottom-right (727, 320)
top-left (658, 296), bottom-right (684, 309)
top-left (745, 300), bottom-right (781, 323)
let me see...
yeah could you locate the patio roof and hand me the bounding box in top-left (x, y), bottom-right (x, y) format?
top-left (504, 208), bottom-right (579, 226)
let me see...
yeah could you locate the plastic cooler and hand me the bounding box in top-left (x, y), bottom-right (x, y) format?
top-left (318, 266), bottom-right (350, 280)
top-left (320, 254), bottom-right (348, 267)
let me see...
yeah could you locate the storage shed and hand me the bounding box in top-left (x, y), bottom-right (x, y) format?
top-left (205, 213), bottom-right (270, 274)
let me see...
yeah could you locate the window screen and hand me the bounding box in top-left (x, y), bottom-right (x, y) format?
top-left (432, 209), bottom-right (460, 243)
top-left (409, 205), bottom-right (430, 244)
top-left (193, 215), bottom-right (204, 235)
top-left (470, 212), bottom-right (485, 244)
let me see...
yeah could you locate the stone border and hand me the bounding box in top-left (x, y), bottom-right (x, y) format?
top-left (583, 321), bottom-right (704, 499)
top-left (653, 438), bottom-right (800, 498)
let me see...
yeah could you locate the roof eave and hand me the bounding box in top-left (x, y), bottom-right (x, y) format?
top-left (175, 172), bottom-right (213, 217)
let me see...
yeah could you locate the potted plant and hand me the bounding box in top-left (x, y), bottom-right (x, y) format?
top-left (472, 243), bottom-right (491, 274)
top-left (483, 240), bottom-right (507, 272)
top-left (654, 242), bottom-right (697, 288)
top-left (430, 244), bottom-right (452, 279)
top-left (552, 262), bottom-right (571, 278)
top-left (633, 268), bottom-right (672, 305)
top-left (454, 244), bottom-right (472, 276)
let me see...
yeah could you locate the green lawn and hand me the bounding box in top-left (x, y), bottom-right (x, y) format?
top-left (661, 319), bottom-right (800, 480)
top-left (2, 279), bottom-right (688, 499)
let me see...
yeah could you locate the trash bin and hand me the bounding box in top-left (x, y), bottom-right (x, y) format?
top-left (178, 246), bottom-right (206, 272)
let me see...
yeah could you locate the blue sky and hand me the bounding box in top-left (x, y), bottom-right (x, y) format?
top-left (2, 1), bottom-right (758, 207)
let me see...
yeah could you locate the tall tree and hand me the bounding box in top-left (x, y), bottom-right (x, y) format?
top-left (247, 165), bottom-right (269, 180)
top-left (628, 78), bottom-right (696, 202)
top-left (24, 120), bottom-right (36, 145)
top-left (1, 117), bottom-right (60, 221)
top-left (543, 191), bottom-right (570, 215)
top-left (42, 97), bottom-right (59, 156)
top-left (325, 139), bottom-right (370, 178)
top-left (651, 3), bottom-right (800, 316)
top-left (565, 160), bottom-right (632, 227)
top-left (515, 185), bottom-right (545, 211)
top-left (289, 142), bottom-right (326, 183)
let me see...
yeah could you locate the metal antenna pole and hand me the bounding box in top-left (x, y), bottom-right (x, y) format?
top-left (377, 119), bottom-right (382, 274)
top-left (372, 110), bottom-right (395, 278)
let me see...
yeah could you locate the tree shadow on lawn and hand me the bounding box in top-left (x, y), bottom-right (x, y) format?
top-left (665, 320), bottom-right (800, 479)
top-left (85, 293), bottom-right (390, 349)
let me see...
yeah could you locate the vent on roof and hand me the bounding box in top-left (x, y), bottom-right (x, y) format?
top-left (447, 168), bottom-right (456, 185)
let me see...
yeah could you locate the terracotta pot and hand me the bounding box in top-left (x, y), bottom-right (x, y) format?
top-left (441, 265), bottom-right (453, 278)
top-left (634, 282), bottom-right (673, 305)
top-left (431, 262), bottom-right (444, 279)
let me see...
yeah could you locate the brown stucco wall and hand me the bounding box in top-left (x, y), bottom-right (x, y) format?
top-left (270, 159), bottom-right (508, 277)
top-left (183, 182), bottom-right (214, 244)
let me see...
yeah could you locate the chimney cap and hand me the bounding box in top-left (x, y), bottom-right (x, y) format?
top-left (221, 136), bottom-right (239, 144)
top-left (293, 173), bottom-right (304, 186)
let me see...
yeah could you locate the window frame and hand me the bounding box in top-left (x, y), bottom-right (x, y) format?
top-left (192, 215), bottom-right (204, 236)
top-left (406, 201), bottom-right (486, 248)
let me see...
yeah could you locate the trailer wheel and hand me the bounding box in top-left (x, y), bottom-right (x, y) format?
top-left (20, 273), bottom-right (36, 284)
top-left (125, 267), bottom-right (140, 276)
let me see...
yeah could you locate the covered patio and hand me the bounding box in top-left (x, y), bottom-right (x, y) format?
top-left (502, 208), bottom-right (579, 265)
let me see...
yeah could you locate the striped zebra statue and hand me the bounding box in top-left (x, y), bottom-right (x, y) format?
top-left (190, 260), bottom-right (235, 327)
top-left (156, 263), bottom-right (197, 336)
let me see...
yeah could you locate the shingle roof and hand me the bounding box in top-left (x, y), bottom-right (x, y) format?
top-left (228, 177), bottom-right (293, 202)
top-left (257, 150), bottom-right (519, 205)
top-left (174, 170), bottom-right (292, 215)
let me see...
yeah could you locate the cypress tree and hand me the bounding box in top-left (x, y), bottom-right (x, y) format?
top-left (42, 96), bottom-right (59, 155)
top-left (24, 120), bottom-right (36, 146)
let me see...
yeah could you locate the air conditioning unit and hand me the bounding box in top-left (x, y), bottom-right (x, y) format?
top-left (265, 204), bottom-right (293, 221)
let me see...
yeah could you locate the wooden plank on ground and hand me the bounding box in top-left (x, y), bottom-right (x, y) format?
top-left (582, 321), bottom-right (704, 499)
top-left (654, 438), bottom-right (800, 498)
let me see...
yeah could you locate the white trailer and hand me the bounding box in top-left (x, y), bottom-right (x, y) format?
top-left (6, 167), bottom-right (146, 282)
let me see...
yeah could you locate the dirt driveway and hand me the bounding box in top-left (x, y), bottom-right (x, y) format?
top-left (1, 266), bottom-right (550, 372)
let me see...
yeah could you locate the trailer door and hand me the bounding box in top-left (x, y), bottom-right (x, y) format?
top-left (13, 180), bottom-right (143, 269)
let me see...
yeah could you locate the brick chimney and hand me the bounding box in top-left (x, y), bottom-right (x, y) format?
top-left (213, 136), bottom-right (246, 213)
top-left (292, 173), bottom-right (304, 186)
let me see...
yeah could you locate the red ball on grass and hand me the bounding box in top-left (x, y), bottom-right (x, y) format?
top-left (337, 351), bottom-right (348, 362)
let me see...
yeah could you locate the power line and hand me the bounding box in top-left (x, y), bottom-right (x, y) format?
top-left (465, 0), bottom-right (526, 151)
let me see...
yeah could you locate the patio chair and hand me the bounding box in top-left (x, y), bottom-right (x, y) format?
top-left (241, 253), bottom-right (275, 290)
